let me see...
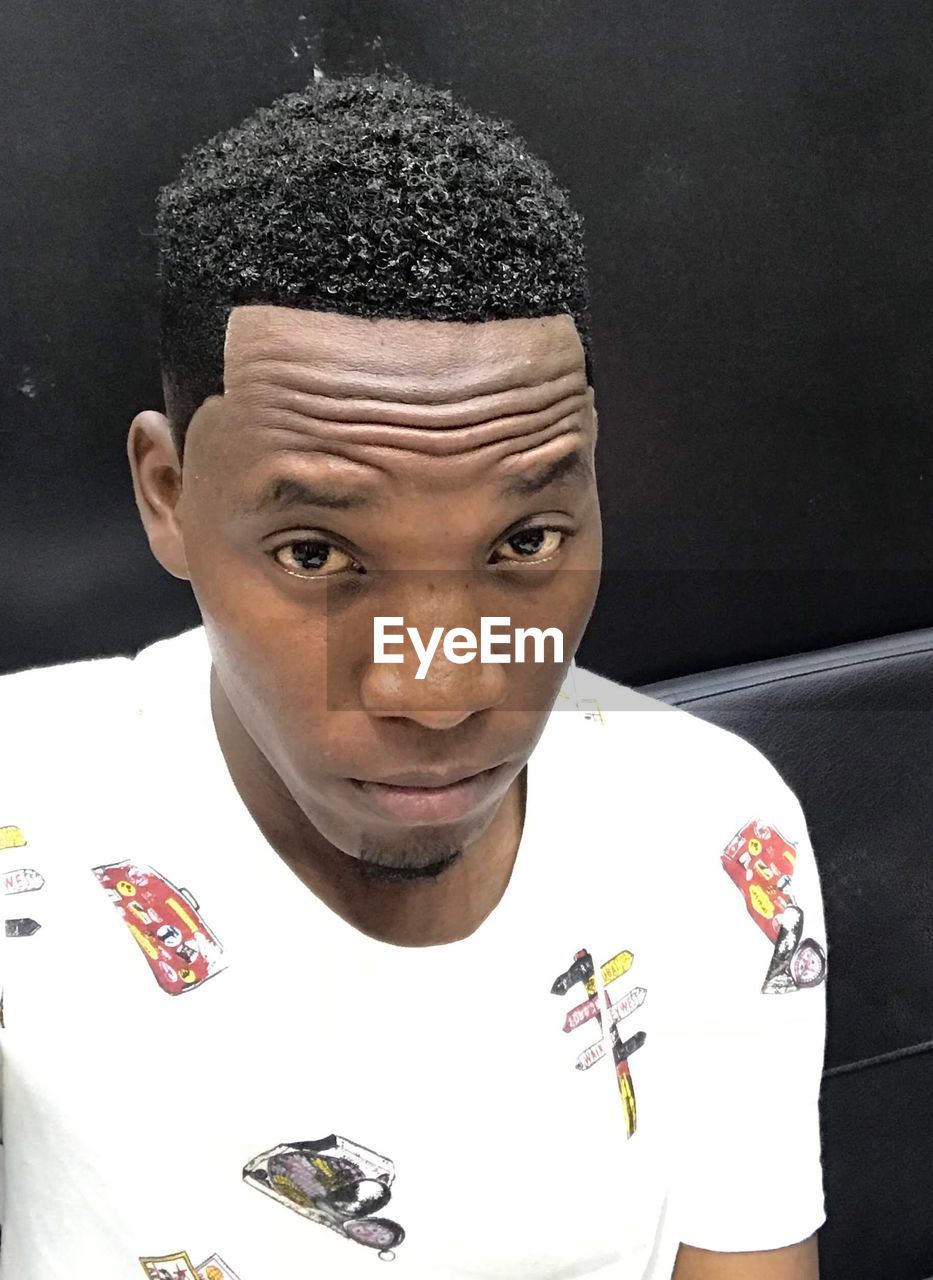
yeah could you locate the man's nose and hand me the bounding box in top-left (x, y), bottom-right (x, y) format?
top-left (359, 587), bottom-right (509, 728)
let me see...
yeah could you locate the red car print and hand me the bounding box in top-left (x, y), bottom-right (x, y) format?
top-left (721, 820), bottom-right (826, 994)
top-left (94, 862), bottom-right (226, 995)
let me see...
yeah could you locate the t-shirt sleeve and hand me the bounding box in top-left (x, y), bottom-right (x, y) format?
top-left (0, 829), bottom-right (6, 1234)
top-left (0, 653), bottom-right (134, 1242)
top-left (0, 663), bottom-right (57, 1229)
top-left (0, 676), bottom-right (23, 1233)
top-left (0, 900), bottom-right (4, 1238)
top-left (663, 743), bottom-right (829, 1254)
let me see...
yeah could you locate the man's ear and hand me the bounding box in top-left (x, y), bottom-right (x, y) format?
top-left (126, 410), bottom-right (191, 582)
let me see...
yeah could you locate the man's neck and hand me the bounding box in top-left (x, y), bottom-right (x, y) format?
top-left (209, 670), bottom-right (528, 948)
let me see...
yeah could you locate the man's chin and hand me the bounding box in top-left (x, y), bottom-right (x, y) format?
top-left (356, 848), bottom-right (464, 885)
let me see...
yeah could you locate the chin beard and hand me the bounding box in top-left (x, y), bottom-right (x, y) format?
top-left (356, 843), bottom-right (464, 885)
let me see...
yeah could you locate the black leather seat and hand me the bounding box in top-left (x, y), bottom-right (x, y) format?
top-left (638, 628), bottom-right (933, 1280)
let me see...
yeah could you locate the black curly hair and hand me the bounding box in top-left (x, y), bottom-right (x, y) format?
top-left (156, 71), bottom-right (593, 462)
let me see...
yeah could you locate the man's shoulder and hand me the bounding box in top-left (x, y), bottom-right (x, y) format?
top-left (569, 667), bottom-right (818, 958)
top-left (568, 661), bottom-right (796, 813)
top-left (0, 628), bottom-right (208, 847)
top-left (0, 649), bottom-right (135, 719)
top-left (0, 627), bottom-right (207, 752)
top-left (0, 652), bottom-right (136, 829)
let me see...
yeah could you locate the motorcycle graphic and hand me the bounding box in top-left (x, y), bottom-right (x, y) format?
top-left (244, 1134), bottom-right (405, 1260)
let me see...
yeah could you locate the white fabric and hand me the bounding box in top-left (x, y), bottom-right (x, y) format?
top-left (0, 626), bottom-right (828, 1279)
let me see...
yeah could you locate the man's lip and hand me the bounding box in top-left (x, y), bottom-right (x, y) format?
top-left (347, 763), bottom-right (506, 824)
top-left (350, 765), bottom-right (500, 788)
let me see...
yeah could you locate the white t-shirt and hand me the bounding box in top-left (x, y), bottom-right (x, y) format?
top-left (0, 626), bottom-right (828, 1280)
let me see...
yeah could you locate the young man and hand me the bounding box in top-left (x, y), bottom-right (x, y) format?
top-left (0, 74), bottom-right (827, 1279)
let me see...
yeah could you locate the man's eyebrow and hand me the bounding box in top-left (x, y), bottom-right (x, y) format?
top-left (240, 475), bottom-right (372, 515)
top-left (240, 447), bottom-right (589, 515)
top-left (500, 447), bottom-right (589, 498)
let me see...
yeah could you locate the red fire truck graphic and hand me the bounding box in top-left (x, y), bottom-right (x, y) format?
top-left (721, 820), bottom-right (827, 995)
top-left (551, 947), bottom-right (647, 1138)
top-left (243, 1135), bottom-right (405, 1260)
top-left (94, 861), bottom-right (226, 995)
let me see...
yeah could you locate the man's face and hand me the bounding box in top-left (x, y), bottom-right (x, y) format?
top-left (140, 306), bottom-right (601, 878)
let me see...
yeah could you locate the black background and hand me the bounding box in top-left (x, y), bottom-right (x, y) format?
top-left (2, 0), bottom-right (931, 682)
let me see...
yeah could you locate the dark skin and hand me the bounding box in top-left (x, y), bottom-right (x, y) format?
top-left (672, 1239), bottom-right (819, 1280)
top-left (129, 307), bottom-right (601, 948)
top-left (127, 304), bottom-right (819, 1278)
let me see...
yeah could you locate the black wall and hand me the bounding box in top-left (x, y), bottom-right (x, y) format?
top-left (2, 0), bottom-right (931, 682)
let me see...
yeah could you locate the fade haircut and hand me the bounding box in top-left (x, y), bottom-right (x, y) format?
top-left (155, 71), bottom-right (594, 463)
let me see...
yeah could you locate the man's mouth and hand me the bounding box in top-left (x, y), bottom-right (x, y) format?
top-left (348, 763), bottom-right (505, 824)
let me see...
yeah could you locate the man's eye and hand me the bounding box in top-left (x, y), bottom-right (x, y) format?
top-left (272, 540), bottom-right (358, 577)
top-left (492, 527), bottom-right (566, 565)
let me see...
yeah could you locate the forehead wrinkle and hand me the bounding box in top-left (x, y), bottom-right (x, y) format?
top-left (234, 444), bottom-right (391, 516)
top-left (237, 429), bottom-right (591, 519)
top-left (225, 362), bottom-right (587, 424)
top-left (227, 349), bottom-right (583, 398)
top-left (223, 307), bottom-right (585, 399)
top-left (232, 415), bottom-right (591, 520)
top-left (252, 402), bottom-right (588, 460)
top-left (497, 435), bottom-right (593, 497)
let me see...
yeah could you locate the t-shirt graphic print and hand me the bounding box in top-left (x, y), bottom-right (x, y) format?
top-left (549, 944), bottom-right (648, 1138)
top-left (720, 819), bottom-right (827, 995)
top-left (0, 625), bottom-right (828, 1279)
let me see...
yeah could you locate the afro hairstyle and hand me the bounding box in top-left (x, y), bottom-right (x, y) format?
top-left (155, 71), bottom-right (594, 461)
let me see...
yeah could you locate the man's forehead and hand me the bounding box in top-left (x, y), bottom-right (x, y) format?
top-left (222, 305), bottom-right (584, 401)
